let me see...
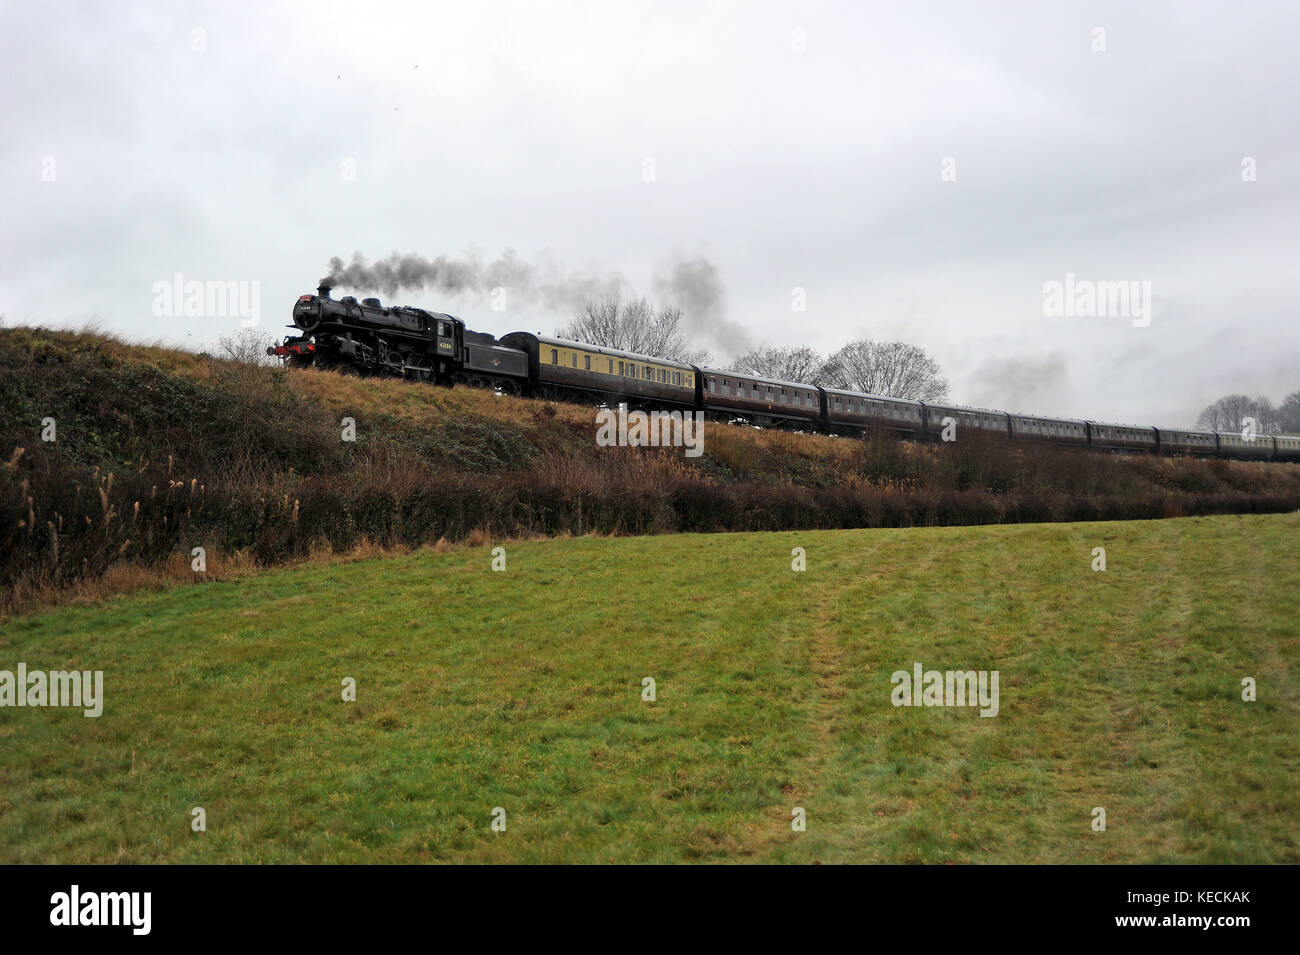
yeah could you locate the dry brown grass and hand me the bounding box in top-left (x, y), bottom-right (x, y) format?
top-left (5, 324), bottom-right (1300, 615)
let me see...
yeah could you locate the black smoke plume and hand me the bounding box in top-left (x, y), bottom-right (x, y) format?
top-left (322, 249), bottom-right (752, 357)
top-left (321, 250), bottom-right (624, 313)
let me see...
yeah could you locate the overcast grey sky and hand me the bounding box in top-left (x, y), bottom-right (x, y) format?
top-left (2, 0), bottom-right (1297, 426)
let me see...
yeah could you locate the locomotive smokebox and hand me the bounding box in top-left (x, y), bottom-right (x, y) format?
top-left (317, 283), bottom-right (333, 299)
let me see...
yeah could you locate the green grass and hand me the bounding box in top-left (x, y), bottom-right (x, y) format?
top-left (1, 513), bottom-right (1297, 863)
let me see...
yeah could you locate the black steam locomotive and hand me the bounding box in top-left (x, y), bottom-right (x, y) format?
top-left (271, 286), bottom-right (1300, 462)
top-left (275, 284), bottom-right (527, 388)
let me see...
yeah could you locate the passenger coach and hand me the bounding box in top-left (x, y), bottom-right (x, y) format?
top-left (700, 369), bottom-right (822, 426)
top-left (500, 332), bottom-right (696, 407)
top-left (1216, 431), bottom-right (1276, 459)
top-left (823, 388), bottom-right (924, 434)
top-left (1009, 414), bottom-right (1089, 446)
top-left (921, 403), bottom-right (1009, 438)
top-left (1088, 421), bottom-right (1159, 451)
top-left (1156, 427), bottom-right (1218, 456)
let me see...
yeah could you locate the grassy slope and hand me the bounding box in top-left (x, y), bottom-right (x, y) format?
top-left (1, 513), bottom-right (1296, 863)
top-left (6, 326), bottom-right (1300, 618)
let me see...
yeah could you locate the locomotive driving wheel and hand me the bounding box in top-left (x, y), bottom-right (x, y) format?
top-left (410, 356), bottom-right (434, 382)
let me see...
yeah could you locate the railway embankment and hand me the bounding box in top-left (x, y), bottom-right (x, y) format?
top-left (4, 325), bottom-right (1299, 613)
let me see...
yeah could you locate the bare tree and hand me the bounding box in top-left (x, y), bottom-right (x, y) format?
top-left (557, 296), bottom-right (710, 364)
top-left (1277, 390), bottom-right (1300, 433)
top-left (730, 346), bottom-right (835, 383)
top-left (823, 340), bottom-right (948, 401)
top-left (216, 327), bottom-right (277, 366)
top-left (1195, 394), bottom-right (1280, 433)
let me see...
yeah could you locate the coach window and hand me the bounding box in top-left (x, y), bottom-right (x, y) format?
top-left (551, 348), bottom-right (558, 364)
top-left (585, 355), bottom-right (591, 371)
top-left (572, 353), bottom-right (578, 367)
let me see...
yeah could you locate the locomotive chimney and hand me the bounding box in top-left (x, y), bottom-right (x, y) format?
top-left (317, 283), bottom-right (333, 299)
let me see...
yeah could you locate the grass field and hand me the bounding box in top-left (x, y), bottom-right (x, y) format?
top-left (1, 513), bottom-right (1296, 863)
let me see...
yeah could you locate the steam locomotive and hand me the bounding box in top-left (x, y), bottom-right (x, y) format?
top-left (270, 285), bottom-right (1300, 462)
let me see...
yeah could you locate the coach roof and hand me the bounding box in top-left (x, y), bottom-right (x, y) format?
top-left (521, 333), bottom-right (697, 371)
